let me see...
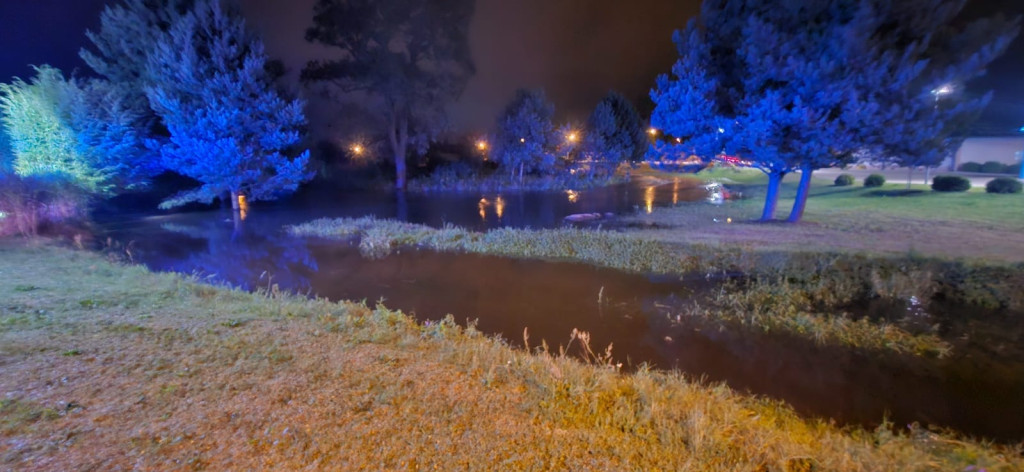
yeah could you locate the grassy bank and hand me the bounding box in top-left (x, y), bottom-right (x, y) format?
top-left (289, 217), bottom-right (1024, 358)
top-left (625, 167), bottom-right (1024, 261)
top-left (1, 243), bottom-right (1021, 470)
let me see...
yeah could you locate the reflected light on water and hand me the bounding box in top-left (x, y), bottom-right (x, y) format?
top-left (644, 186), bottom-right (655, 214)
top-left (495, 196), bottom-right (505, 219)
top-left (672, 179), bottom-right (680, 205)
top-left (237, 194), bottom-right (249, 221)
top-left (478, 198), bottom-right (488, 220)
top-left (565, 190), bottom-right (579, 203)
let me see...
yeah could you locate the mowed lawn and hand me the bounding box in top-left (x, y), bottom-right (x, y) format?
top-left (625, 167), bottom-right (1024, 262)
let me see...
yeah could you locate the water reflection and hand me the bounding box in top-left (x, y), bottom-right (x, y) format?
top-left (565, 189), bottom-right (579, 203)
top-left (148, 216), bottom-right (318, 291)
top-left (644, 186), bottom-right (655, 214)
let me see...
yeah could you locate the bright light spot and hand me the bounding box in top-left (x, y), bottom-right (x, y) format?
top-left (672, 180), bottom-right (679, 205)
top-left (520, 138), bottom-right (526, 143)
top-left (718, 127), bottom-right (725, 133)
top-left (1019, 126), bottom-right (1024, 133)
top-left (351, 144), bottom-right (365, 155)
top-left (565, 189), bottom-right (579, 203)
top-left (932, 84), bottom-right (954, 96)
top-left (478, 198), bottom-right (489, 220)
top-left (237, 194), bottom-right (249, 221)
top-left (476, 139), bottom-right (488, 151)
top-left (726, 217), bottom-right (732, 223)
top-left (565, 131), bottom-right (579, 143)
top-left (675, 138), bottom-right (682, 143)
top-left (644, 186), bottom-right (655, 214)
top-left (495, 196), bottom-right (505, 219)
top-left (648, 127), bottom-right (658, 136)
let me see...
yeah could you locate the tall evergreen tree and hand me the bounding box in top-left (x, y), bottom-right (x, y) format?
top-left (493, 89), bottom-right (556, 182)
top-left (652, 0), bottom-right (1015, 222)
top-left (80, 0), bottom-right (193, 117)
top-left (303, 0), bottom-right (476, 189)
top-left (146, 0), bottom-right (312, 210)
top-left (583, 91), bottom-right (648, 175)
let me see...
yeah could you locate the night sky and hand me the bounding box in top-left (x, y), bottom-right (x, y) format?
top-left (1, 0), bottom-right (1021, 137)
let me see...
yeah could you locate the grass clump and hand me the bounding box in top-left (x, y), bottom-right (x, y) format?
top-left (0, 243), bottom-right (1021, 470)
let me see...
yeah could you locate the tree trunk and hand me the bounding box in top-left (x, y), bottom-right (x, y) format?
top-left (230, 190), bottom-right (240, 211)
top-left (519, 162), bottom-right (524, 185)
top-left (760, 171), bottom-right (783, 221)
top-left (907, 166), bottom-right (913, 190)
top-left (924, 166), bottom-right (931, 186)
top-left (787, 164), bottom-right (814, 223)
top-left (394, 152), bottom-right (407, 190)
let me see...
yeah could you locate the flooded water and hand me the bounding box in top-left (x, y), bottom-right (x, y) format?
top-left (93, 181), bottom-right (1024, 442)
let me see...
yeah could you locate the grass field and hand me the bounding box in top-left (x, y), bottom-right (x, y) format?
top-left (624, 166), bottom-right (1024, 261)
top-left (1, 242), bottom-right (1021, 470)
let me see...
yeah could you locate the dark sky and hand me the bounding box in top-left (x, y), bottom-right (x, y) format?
top-left (1, 0), bottom-right (1022, 136)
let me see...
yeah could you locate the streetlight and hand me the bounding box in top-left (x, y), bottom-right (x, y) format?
top-left (565, 131), bottom-right (579, 144)
top-left (476, 139), bottom-right (488, 152)
top-left (647, 127), bottom-right (658, 137)
top-left (925, 84), bottom-right (955, 182)
top-left (351, 144), bottom-right (364, 156)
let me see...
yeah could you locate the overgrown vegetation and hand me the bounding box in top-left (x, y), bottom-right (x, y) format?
top-left (0, 174), bottom-right (88, 237)
top-left (1, 243), bottom-right (1020, 470)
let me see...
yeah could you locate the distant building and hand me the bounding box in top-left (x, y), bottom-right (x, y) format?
top-left (952, 137), bottom-right (1024, 170)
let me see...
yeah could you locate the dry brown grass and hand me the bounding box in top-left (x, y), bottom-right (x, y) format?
top-left (1, 242), bottom-right (1021, 471)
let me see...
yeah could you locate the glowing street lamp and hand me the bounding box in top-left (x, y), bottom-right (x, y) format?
top-left (520, 138), bottom-right (526, 143)
top-left (565, 131), bottom-right (580, 144)
top-left (351, 144), bottom-right (365, 156)
top-left (476, 139), bottom-right (489, 152)
top-left (647, 127), bottom-right (658, 136)
top-left (931, 84), bottom-right (955, 97)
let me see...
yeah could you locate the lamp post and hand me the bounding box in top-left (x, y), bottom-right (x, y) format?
top-left (926, 84), bottom-right (955, 186)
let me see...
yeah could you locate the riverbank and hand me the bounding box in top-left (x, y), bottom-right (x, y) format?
top-left (1, 242), bottom-right (1019, 470)
top-left (624, 166), bottom-right (1024, 261)
top-left (289, 216), bottom-right (1024, 358)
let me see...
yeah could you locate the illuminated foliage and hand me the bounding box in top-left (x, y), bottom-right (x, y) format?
top-left (652, 0), bottom-right (1016, 222)
top-left (146, 0), bottom-right (312, 209)
top-left (303, 0), bottom-right (476, 189)
top-left (492, 89), bottom-right (557, 181)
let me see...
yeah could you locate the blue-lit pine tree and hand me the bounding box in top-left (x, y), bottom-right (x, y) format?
top-left (146, 0), bottom-right (312, 210)
top-left (492, 89), bottom-right (556, 183)
top-left (652, 0), bottom-right (1016, 222)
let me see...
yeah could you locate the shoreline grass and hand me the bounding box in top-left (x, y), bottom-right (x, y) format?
top-left (288, 216), bottom-right (1024, 358)
top-left (1, 242), bottom-right (1021, 470)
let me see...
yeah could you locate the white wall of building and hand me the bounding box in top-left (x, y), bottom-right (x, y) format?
top-left (954, 137), bottom-right (1024, 168)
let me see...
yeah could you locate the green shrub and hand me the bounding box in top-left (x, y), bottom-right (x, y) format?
top-left (863, 174), bottom-right (885, 187)
top-left (834, 174), bottom-right (855, 186)
top-left (985, 177), bottom-right (1023, 194)
top-left (1007, 163), bottom-right (1021, 176)
top-left (957, 162), bottom-right (983, 173)
top-left (980, 161), bottom-right (1008, 174)
top-left (931, 175), bottom-right (971, 192)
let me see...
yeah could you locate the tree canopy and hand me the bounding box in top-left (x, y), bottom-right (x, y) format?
top-left (583, 91), bottom-right (647, 175)
top-left (303, 0), bottom-right (476, 189)
top-left (492, 88), bottom-right (557, 181)
top-left (651, 0), bottom-right (1016, 222)
top-left (146, 0), bottom-right (312, 209)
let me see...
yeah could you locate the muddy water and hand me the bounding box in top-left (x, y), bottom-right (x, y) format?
top-left (94, 185), bottom-right (1024, 442)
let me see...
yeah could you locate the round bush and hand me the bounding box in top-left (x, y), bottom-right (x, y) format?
top-left (931, 175), bottom-right (971, 192)
top-left (864, 174), bottom-right (885, 188)
top-left (834, 174), bottom-right (855, 186)
top-left (985, 177), bottom-right (1023, 194)
top-left (957, 162), bottom-right (983, 173)
top-left (980, 161), bottom-right (1008, 174)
